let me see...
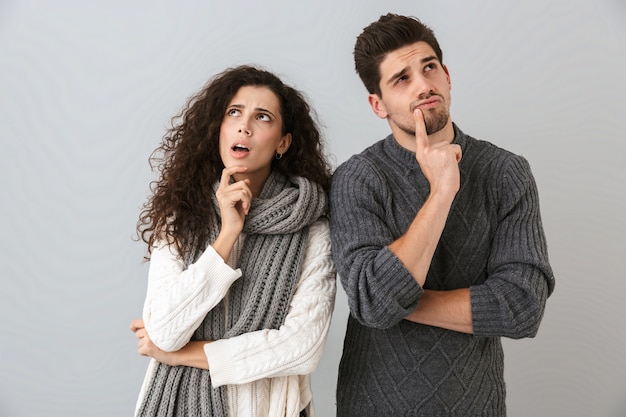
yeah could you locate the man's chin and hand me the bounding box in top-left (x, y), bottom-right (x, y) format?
top-left (424, 114), bottom-right (449, 135)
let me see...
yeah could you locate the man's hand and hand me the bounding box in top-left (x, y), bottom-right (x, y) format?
top-left (413, 109), bottom-right (461, 196)
top-left (388, 110), bottom-right (462, 287)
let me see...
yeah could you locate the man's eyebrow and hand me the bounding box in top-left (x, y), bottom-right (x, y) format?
top-left (385, 55), bottom-right (439, 85)
top-left (386, 67), bottom-right (409, 86)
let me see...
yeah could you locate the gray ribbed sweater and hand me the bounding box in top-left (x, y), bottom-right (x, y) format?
top-left (329, 124), bottom-right (555, 417)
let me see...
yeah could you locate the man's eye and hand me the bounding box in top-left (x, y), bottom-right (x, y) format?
top-left (396, 75), bottom-right (408, 84)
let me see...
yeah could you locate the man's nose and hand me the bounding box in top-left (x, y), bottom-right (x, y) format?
top-left (413, 75), bottom-right (433, 98)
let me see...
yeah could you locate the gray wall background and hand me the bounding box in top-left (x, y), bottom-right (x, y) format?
top-left (1, 0), bottom-right (625, 416)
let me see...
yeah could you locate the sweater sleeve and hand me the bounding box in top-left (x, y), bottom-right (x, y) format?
top-left (470, 155), bottom-right (555, 339)
top-left (329, 157), bottom-right (423, 329)
top-left (204, 218), bottom-right (336, 387)
top-left (142, 241), bottom-right (242, 352)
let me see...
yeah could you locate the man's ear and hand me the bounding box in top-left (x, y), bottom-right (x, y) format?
top-left (443, 64), bottom-right (451, 89)
top-left (368, 94), bottom-right (389, 119)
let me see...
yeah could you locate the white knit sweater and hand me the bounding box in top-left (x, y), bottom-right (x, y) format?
top-left (135, 218), bottom-right (336, 417)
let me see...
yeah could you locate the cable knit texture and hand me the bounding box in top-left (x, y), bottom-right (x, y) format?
top-left (330, 124), bottom-right (554, 417)
top-left (136, 172), bottom-right (335, 417)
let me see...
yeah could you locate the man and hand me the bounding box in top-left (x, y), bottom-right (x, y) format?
top-left (330, 13), bottom-right (555, 416)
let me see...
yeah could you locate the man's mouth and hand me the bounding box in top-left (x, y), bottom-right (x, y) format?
top-left (411, 96), bottom-right (441, 112)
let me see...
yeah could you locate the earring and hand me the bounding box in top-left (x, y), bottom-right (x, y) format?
top-left (275, 152), bottom-right (283, 160)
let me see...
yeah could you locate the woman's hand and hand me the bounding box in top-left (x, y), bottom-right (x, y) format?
top-left (130, 319), bottom-right (179, 366)
top-left (130, 319), bottom-right (211, 369)
top-left (213, 166), bottom-right (252, 261)
top-left (216, 166), bottom-right (252, 234)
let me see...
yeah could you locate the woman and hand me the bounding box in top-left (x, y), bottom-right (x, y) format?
top-left (130, 65), bottom-right (336, 417)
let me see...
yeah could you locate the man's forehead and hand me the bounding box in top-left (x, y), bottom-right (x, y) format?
top-left (379, 42), bottom-right (438, 82)
top-left (381, 42), bottom-right (437, 69)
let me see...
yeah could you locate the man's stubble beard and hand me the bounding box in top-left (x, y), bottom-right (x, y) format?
top-left (398, 106), bottom-right (449, 136)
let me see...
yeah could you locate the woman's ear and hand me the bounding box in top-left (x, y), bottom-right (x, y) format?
top-left (277, 133), bottom-right (292, 154)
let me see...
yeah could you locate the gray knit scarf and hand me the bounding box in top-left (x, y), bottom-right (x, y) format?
top-left (137, 172), bottom-right (327, 417)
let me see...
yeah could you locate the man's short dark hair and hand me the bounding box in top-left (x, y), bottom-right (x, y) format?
top-left (354, 13), bottom-right (443, 96)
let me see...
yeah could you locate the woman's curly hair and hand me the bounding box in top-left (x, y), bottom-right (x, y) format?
top-left (137, 65), bottom-right (333, 258)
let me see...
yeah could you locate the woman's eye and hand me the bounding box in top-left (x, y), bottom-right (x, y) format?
top-left (228, 108), bottom-right (240, 116)
top-left (257, 113), bottom-right (271, 121)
